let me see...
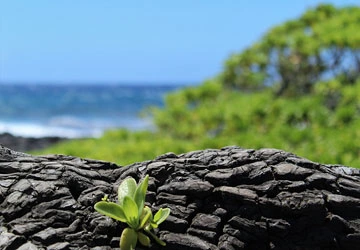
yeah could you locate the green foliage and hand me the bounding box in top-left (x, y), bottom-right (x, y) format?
top-left (221, 4), bottom-right (360, 96)
top-left (151, 77), bottom-right (359, 167)
top-left (33, 130), bottom-right (197, 165)
top-left (33, 4), bottom-right (360, 168)
top-left (94, 175), bottom-right (170, 249)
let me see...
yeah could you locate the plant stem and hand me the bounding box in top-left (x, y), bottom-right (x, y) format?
top-left (144, 229), bottom-right (166, 246)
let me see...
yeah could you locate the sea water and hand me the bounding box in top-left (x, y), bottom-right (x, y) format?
top-left (0, 84), bottom-right (182, 138)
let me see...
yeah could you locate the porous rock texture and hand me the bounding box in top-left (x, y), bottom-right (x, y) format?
top-left (1, 145), bottom-right (360, 250)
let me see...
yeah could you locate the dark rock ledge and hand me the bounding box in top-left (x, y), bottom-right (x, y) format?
top-left (1, 145), bottom-right (360, 250)
top-left (0, 133), bottom-right (68, 152)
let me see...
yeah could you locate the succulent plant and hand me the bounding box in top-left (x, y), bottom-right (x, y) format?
top-left (94, 175), bottom-right (170, 250)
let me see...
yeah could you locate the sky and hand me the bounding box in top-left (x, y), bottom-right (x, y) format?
top-left (0, 0), bottom-right (358, 85)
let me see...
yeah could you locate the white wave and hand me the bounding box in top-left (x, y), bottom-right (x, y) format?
top-left (0, 117), bottom-right (154, 138)
top-left (0, 121), bottom-right (102, 138)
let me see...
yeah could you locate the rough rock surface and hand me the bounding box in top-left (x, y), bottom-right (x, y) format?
top-left (1, 145), bottom-right (360, 250)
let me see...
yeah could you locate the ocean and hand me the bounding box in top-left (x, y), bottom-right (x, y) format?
top-left (0, 84), bottom-right (183, 138)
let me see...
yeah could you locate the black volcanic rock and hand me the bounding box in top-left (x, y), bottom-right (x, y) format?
top-left (0, 132), bottom-right (67, 152)
top-left (1, 145), bottom-right (360, 249)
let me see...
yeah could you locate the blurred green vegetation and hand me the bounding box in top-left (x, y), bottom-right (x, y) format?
top-left (34, 4), bottom-right (360, 167)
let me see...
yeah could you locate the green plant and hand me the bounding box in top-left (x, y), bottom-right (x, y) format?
top-left (94, 175), bottom-right (171, 250)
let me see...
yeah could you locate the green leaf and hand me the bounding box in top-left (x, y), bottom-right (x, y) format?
top-left (150, 222), bottom-right (158, 229)
top-left (153, 208), bottom-right (171, 225)
top-left (134, 175), bottom-right (149, 217)
top-left (138, 231), bottom-right (151, 247)
top-left (120, 227), bottom-right (138, 250)
top-left (123, 196), bottom-right (139, 229)
top-left (118, 178), bottom-right (137, 205)
top-left (139, 206), bottom-right (152, 229)
top-left (94, 201), bottom-right (126, 222)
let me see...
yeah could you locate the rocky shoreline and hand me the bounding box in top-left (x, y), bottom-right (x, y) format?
top-left (0, 132), bottom-right (68, 152)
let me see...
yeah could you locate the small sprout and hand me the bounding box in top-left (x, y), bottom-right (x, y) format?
top-left (101, 194), bottom-right (109, 202)
top-left (94, 175), bottom-right (171, 250)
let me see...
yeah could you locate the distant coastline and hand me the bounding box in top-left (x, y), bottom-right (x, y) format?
top-left (0, 83), bottom-right (184, 138)
top-left (0, 132), bottom-right (68, 152)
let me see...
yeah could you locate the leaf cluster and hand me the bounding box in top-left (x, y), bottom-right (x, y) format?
top-left (94, 175), bottom-right (170, 250)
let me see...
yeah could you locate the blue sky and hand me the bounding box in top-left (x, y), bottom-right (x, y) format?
top-left (0, 0), bottom-right (358, 85)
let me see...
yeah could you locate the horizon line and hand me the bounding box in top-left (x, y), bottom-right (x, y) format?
top-left (0, 81), bottom-right (199, 86)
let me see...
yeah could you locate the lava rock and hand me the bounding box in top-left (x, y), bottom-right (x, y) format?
top-left (0, 132), bottom-right (67, 152)
top-left (1, 145), bottom-right (360, 249)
